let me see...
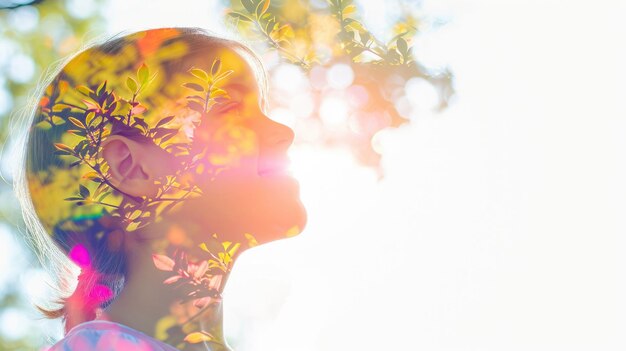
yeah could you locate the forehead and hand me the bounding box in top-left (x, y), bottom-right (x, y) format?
top-left (185, 46), bottom-right (259, 95)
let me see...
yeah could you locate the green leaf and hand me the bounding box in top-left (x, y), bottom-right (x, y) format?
top-left (183, 83), bottom-right (204, 92)
top-left (189, 68), bottom-right (209, 82)
top-left (126, 77), bottom-right (138, 93)
top-left (155, 115), bottom-right (175, 128)
top-left (96, 80), bottom-right (107, 96)
top-left (68, 117), bottom-right (86, 129)
top-left (360, 31), bottom-right (371, 46)
top-left (52, 103), bottom-right (73, 112)
top-left (212, 69), bottom-right (234, 84)
top-left (387, 49), bottom-right (402, 63)
top-left (261, 0), bottom-right (271, 16)
top-left (35, 120), bottom-right (52, 130)
top-left (132, 117), bottom-right (149, 131)
top-left (241, 0), bottom-right (256, 14)
top-left (227, 11), bottom-right (253, 23)
top-left (256, 0), bottom-right (270, 18)
top-left (98, 191), bottom-right (112, 202)
top-left (160, 130), bottom-right (178, 143)
top-left (397, 37), bottom-right (408, 55)
top-left (76, 85), bottom-right (93, 96)
top-left (85, 112), bottom-right (96, 126)
top-left (138, 63), bottom-right (149, 85)
top-left (79, 184), bottom-right (90, 198)
top-left (211, 58), bottom-right (221, 76)
top-left (344, 18), bottom-right (365, 32)
top-left (51, 116), bottom-right (66, 125)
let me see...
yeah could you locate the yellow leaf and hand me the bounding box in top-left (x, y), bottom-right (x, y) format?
top-left (82, 171), bottom-right (99, 180)
top-left (285, 225), bottom-right (300, 237)
top-left (137, 63), bottom-right (149, 84)
top-left (184, 331), bottom-right (214, 344)
top-left (228, 242), bottom-right (241, 257)
top-left (154, 315), bottom-right (178, 341)
top-left (221, 241), bottom-right (232, 251)
top-left (199, 242), bottom-right (210, 253)
top-left (126, 77), bottom-right (138, 93)
top-left (189, 67), bottom-right (209, 82)
top-left (77, 85), bottom-right (93, 96)
top-left (52, 103), bottom-right (72, 112)
top-left (35, 120), bottom-right (52, 130)
top-left (343, 4), bottom-right (357, 16)
top-left (210, 88), bottom-right (227, 98)
top-left (129, 209), bottom-right (142, 220)
top-left (51, 116), bottom-right (65, 125)
top-left (244, 233), bottom-right (259, 247)
top-left (85, 111), bottom-right (96, 126)
top-left (126, 220), bottom-right (141, 232)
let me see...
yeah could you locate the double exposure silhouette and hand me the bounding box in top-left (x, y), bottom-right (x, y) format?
top-left (16, 27), bottom-right (307, 350)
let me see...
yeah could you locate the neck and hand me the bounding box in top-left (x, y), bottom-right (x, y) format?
top-left (101, 224), bottom-right (237, 351)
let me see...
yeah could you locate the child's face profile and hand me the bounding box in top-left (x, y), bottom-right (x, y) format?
top-left (29, 31), bottom-right (307, 258)
top-left (97, 45), bottom-right (307, 248)
top-left (25, 29), bottom-right (308, 345)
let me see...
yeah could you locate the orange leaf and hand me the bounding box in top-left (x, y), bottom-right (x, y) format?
top-left (82, 171), bottom-right (99, 180)
top-left (261, 0), bottom-right (270, 16)
top-left (54, 143), bottom-right (73, 153)
top-left (81, 99), bottom-right (99, 111)
top-left (39, 96), bottom-right (50, 107)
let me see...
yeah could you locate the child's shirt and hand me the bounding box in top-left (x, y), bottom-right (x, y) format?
top-left (46, 319), bottom-right (180, 351)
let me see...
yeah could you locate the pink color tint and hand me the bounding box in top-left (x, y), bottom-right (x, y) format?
top-left (69, 244), bottom-right (91, 268)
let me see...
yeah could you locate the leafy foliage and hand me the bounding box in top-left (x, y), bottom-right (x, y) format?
top-left (0, 1), bottom-right (455, 350)
top-left (38, 60), bottom-right (233, 233)
top-left (226, 0), bottom-right (454, 173)
top-left (149, 233), bottom-right (250, 349)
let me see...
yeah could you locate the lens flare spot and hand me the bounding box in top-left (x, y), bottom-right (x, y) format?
top-left (319, 96), bottom-right (349, 129)
top-left (69, 244), bottom-right (91, 268)
top-left (326, 63), bottom-right (354, 90)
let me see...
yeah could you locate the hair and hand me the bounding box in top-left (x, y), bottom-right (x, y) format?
top-left (11, 26), bottom-right (270, 334)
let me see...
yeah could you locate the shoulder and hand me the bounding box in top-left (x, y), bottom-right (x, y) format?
top-left (46, 320), bottom-right (179, 351)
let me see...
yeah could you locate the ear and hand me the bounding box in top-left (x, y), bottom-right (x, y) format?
top-left (101, 135), bottom-right (159, 198)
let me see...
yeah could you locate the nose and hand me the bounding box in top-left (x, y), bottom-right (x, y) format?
top-left (260, 115), bottom-right (294, 150)
top-left (255, 115), bottom-right (295, 176)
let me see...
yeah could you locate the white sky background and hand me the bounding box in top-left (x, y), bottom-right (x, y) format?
top-left (221, 1), bottom-right (626, 350)
top-left (14, 0), bottom-right (626, 349)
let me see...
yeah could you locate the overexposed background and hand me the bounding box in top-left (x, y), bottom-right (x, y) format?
top-left (225, 1), bottom-right (626, 350)
top-left (2, 0), bottom-right (626, 350)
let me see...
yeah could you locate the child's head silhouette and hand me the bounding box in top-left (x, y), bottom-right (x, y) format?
top-left (15, 27), bottom-right (307, 349)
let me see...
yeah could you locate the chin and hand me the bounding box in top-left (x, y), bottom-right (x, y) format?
top-left (174, 169), bottom-right (307, 246)
top-left (256, 189), bottom-right (308, 244)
